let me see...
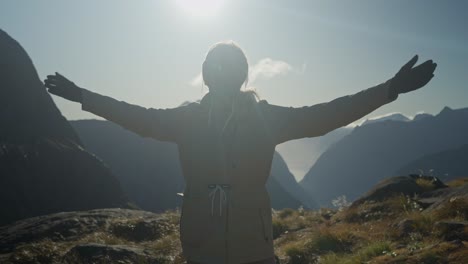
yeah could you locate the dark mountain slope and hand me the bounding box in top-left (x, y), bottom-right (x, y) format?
top-left (0, 29), bottom-right (129, 226)
top-left (397, 144), bottom-right (468, 179)
top-left (276, 127), bottom-right (352, 180)
top-left (269, 152), bottom-right (318, 209)
top-left (71, 120), bottom-right (184, 211)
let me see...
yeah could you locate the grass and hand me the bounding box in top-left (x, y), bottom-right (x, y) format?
top-left (446, 178), bottom-right (468, 187)
top-left (304, 228), bottom-right (349, 254)
top-left (283, 242), bottom-right (318, 264)
top-left (415, 177), bottom-right (437, 192)
top-left (408, 213), bottom-right (435, 235)
top-left (434, 197), bottom-right (468, 220)
top-left (320, 241), bottom-right (392, 264)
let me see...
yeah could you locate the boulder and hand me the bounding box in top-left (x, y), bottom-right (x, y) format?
top-left (396, 219), bottom-right (416, 237)
top-left (0, 209), bottom-right (176, 253)
top-left (63, 243), bottom-right (168, 264)
top-left (434, 221), bottom-right (468, 241)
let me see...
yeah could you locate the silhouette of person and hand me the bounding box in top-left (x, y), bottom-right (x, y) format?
top-left (44, 41), bottom-right (437, 264)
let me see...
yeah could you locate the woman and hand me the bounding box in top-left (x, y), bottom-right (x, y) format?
top-left (44, 41), bottom-right (437, 264)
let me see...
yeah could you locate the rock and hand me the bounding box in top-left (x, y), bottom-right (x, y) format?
top-left (396, 219), bottom-right (416, 236)
top-left (0, 209), bottom-right (172, 254)
top-left (0, 209), bottom-right (182, 263)
top-left (111, 218), bottom-right (175, 242)
top-left (434, 221), bottom-right (468, 241)
top-left (420, 184), bottom-right (468, 214)
top-left (0, 29), bottom-right (130, 226)
top-left (62, 243), bottom-right (168, 264)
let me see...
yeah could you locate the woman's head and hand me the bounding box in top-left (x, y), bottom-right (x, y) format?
top-left (202, 41), bottom-right (248, 94)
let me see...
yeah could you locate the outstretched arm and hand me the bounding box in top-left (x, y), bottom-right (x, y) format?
top-left (259, 55), bottom-right (437, 145)
top-left (44, 73), bottom-right (190, 142)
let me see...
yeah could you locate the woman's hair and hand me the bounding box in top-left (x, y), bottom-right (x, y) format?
top-left (202, 41), bottom-right (260, 133)
top-left (202, 41), bottom-right (248, 90)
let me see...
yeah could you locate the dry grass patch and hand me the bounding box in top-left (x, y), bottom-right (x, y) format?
top-left (415, 177), bottom-right (438, 192)
top-left (433, 197), bottom-right (468, 220)
top-left (446, 177), bottom-right (468, 188)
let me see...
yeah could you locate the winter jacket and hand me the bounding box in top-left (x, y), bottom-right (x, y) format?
top-left (80, 80), bottom-right (396, 264)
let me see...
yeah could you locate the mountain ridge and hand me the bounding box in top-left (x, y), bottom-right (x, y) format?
top-left (300, 106), bottom-right (468, 206)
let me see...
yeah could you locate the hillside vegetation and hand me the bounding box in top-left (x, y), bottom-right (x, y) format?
top-left (1, 176), bottom-right (467, 263)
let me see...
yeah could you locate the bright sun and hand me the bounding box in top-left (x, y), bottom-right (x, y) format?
top-left (176, 0), bottom-right (226, 17)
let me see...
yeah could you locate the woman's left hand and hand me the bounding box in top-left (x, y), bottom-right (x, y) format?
top-left (44, 72), bottom-right (83, 103)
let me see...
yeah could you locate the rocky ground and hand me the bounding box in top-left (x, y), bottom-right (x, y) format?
top-left (0, 209), bottom-right (183, 264)
top-left (1, 175), bottom-right (467, 264)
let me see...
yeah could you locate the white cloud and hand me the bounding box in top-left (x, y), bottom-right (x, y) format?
top-left (189, 57), bottom-right (303, 87)
top-left (190, 73), bottom-right (203, 87)
top-left (248, 58), bottom-right (293, 83)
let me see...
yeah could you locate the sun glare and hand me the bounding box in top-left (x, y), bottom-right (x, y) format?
top-left (176, 0), bottom-right (226, 17)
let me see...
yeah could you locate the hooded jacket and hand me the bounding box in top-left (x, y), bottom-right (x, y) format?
top-left (80, 80), bottom-right (396, 264)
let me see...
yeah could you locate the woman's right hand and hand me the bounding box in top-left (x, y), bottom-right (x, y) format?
top-left (44, 72), bottom-right (83, 103)
top-left (388, 55), bottom-right (437, 99)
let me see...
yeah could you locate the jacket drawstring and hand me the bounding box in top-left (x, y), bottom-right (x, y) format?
top-left (221, 94), bottom-right (236, 134)
top-left (208, 184), bottom-right (228, 216)
top-left (207, 92), bottom-right (238, 136)
top-left (208, 94), bottom-right (213, 126)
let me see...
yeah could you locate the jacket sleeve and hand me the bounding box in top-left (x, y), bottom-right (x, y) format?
top-left (258, 80), bottom-right (398, 145)
top-left (80, 89), bottom-right (191, 143)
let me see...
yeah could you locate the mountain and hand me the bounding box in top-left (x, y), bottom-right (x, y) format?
top-left (300, 106), bottom-right (468, 206)
top-left (269, 152), bottom-right (317, 209)
top-left (266, 173), bottom-right (303, 210)
top-left (413, 112), bottom-right (433, 121)
top-left (397, 144), bottom-right (468, 179)
top-left (267, 152), bottom-right (318, 209)
top-left (0, 29), bottom-right (130, 226)
top-left (276, 127), bottom-right (352, 181)
top-left (276, 113), bottom-right (411, 181)
top-left (71, 120), bottom-right (311, 210)
top-left (361, 112), bottom-right (410, 126)
top-left (71, 120), bottom-right (183, 212)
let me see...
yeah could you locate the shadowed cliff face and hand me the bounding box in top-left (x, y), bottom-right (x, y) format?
top-left (0, 29), bottom-right (130, 226)
top-left (397, 144), bottom-right (468, 178)
top-left (0, 29), bottom-right (81, 144)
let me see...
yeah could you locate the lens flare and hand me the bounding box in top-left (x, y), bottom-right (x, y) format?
top-left (176, 0), bottom-right (226, 17)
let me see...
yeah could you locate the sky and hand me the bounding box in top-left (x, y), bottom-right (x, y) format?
top-left (1, 0), bottom-right (467, 123)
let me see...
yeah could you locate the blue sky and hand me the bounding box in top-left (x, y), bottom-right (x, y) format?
top-left (1, 0), bottom-right (467, 121)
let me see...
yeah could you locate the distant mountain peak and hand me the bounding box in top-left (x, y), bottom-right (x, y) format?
top-left (439, 106), bottom-right (453, 115)
top-left (361, 112), bottom-right (410, 126)
top-left (413, 112), bottom-right (433, 121)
